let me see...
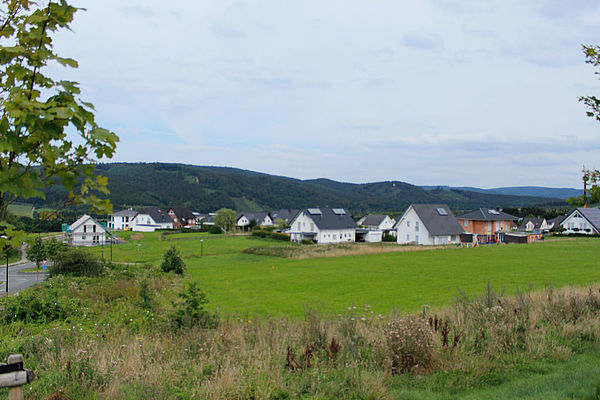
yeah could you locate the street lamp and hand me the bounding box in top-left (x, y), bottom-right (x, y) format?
top-left (201, 239), bottom-right (204, 257)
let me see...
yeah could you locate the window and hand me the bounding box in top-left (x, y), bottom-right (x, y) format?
top-left (487, 221), bottom-right (491, 232)
top-left (465, 220), bottom-right (469, 227)
top-left (93, 225), bottom-right (96, 233)
top-left (415, 235), bottom-right (419, 243)
top-left (93, 236), bottom-right (99, 244)
top-left (310, 223), bottom-right (314, 231)
top-left (415, 221), bottom-right (419, 232)
top-left (83, 225), bottom-right (87, 233)
top-left (333, 234), bottom-right (337, 240)
top-left (82, 235), bottom-right (86, 240)
top-left (406, 234), bottom-right (410, 241)
top-left (407, 221), bottom-right (410, 228)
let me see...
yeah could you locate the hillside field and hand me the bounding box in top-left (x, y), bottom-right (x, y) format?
top-left (90, 233), bottom-right (600, 317)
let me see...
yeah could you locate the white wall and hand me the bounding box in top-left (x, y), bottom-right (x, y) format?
top-left (70, 220), bottom-right (107, 246)
top-left (317, 229), bottom-right (355, 244)
top-left (561, 212), bottom-right (598, 234)
top-left (379, 216), bottom-right (396, 231)
top-left (396, 207), bottom-right (432, 245)
top-left (364, 230), bottom-right (383, 242)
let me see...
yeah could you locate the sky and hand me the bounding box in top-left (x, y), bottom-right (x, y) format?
top-left (48, 0), bottom-right (600, 188)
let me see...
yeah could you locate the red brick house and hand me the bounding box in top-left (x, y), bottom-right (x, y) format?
top-left (456, 208), bottom-right (517, 243)
top-left (167, 206), bottom-right (196, 228)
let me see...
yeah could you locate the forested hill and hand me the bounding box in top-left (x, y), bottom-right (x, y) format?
top-left (31, 163), bottom-right (565, 213)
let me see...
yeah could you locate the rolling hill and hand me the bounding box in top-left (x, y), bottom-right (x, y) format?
top-left (26, 163), bottom-right (566, 214)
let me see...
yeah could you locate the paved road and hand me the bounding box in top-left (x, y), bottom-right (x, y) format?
top-left (0, 262), bottom-right (48, 295)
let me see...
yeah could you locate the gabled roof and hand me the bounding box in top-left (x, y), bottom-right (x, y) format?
top-left (69, 214), bottom-right (106, 233)
top-left (237, 212), bottom-right (270, 223)
top-left (565, 207), bottom-right (600, 232)
top-left (521, 217), bottom-right (546, 230)
top-left (142, 207), bottom-right (173, 224)
top-left (271, 209), bottom-right (300, 223)
top-left (294, 208), bottom-right (357, 230)
top-left (358, 214), bottom-right (389, 227)
top-left (404, 204), bottom-right (464, 236)
top-left (456, 208), bottom-right (518, 221)
top-left (112, 209), bottom-right (138, 218)
top-left (548, 214), bottom-right (566, 227)
top-left (168, 206), bottom-right (195, 220)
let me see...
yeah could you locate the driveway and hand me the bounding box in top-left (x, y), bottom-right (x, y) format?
top-left (0, 262), bottom-right (48, 294)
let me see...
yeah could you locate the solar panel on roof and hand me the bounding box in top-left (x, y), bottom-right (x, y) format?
top-left (307, 208), bottom-right (322, 215)
top-left (436, 207), bottom-right (448, 216)
top-left (488, 209), bottom-right (500, 215)
top-left (332, 208), bottom-right (346, 215)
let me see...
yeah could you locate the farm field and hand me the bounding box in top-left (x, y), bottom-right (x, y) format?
top-left (91, 233), bottom-right (600, 317)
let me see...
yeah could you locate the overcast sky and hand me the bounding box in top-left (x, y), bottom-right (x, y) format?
top-left (49, 0), bottom-right (600, 188)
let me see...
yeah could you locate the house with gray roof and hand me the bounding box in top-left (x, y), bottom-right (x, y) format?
top-left (237, 212), bottom-right (273, 228)
top-left (395, 204), bottom-right (464, 245)
top-left (109, 209), bottom-right (138, 230)
top-left (456, 208), bottom-right (518, 242)
top-left (132, 207), bottom-right (174, 232)
top-left (167, 206), bottom-right (196, 228)
top-left (520, 217), bottom-right (549, 233)
top-left (271, 209), bottom-right (300, 225)
top-left (289, 208), bottom-right (357, 244)
top-left (548, 214), bottom-right (567, 231)
top-left (560, 207), bottom-right (600, 234)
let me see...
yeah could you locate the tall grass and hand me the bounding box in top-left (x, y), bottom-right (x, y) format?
top-left (2, 263), bottom-right (600, 399)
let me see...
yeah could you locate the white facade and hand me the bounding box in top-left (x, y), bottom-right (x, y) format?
top-left (68, 215), bottom-right (107, 246)
top-left (131, 213), bottom-right (173, 232)
top-left (289, 211), bottom-right (355, 244)
top-left (108, 210), bottom-right (137, 230)
top-left (237, 214), bottom-right (274, 227)
top-left (363, 230), bottom-right (383, 242)
top-left (561, 210), bottom-right (599, 234)
top-left (396, 207), bottom-right (460, 245)
top-left (524, 219), bottom-right (549, 232)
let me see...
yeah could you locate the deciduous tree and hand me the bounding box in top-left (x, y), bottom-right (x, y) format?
top-left (0, 0), bottom-right (118, 249)
top-left (214, 208), bottom-right (237, 233)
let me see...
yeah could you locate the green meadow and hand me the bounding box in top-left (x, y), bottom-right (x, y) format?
top-left (90, 233), bottom-right (600, 317)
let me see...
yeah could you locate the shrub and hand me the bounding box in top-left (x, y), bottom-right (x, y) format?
top-left (0, 287), bottom-right (78, 324)
top-left (161, 245), bottom-right (185, 275)
top-left (382, 233), bottom-right (396, 242)
top-left (49, 248), bottom-right (103, 277)
top-left (384, 315), bottom-right (434, 374)
top-left (208, 225), bottom-right (222, 234)
top-left (252, 230), bottom-right (268, 238)
top-left (45, 238), bottom-right (69, 262)
top-left (170, 281), bottom-right (218, 329)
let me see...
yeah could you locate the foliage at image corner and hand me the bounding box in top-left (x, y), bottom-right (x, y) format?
top-left (0, 0), bottom-right (118, 250)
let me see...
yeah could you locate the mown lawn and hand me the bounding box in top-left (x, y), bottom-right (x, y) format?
top-left (92, 233), bottom-right (600, 317)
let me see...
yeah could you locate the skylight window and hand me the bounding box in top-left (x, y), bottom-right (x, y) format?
top-left (488, 209), bottom-right (500, 215)
top-left (436, 207), bottom-right (448, 216)
top-left (307, 208), bottom-right (322, 215)
top-left (332, 208), bottom-right (346, 215)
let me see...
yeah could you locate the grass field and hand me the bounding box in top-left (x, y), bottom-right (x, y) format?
top-left (90, 233), bottom-right (600, 317)
top-left (7, 202), bottom-right (34, 217)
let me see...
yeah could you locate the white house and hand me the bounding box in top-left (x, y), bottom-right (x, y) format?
top-left (395, 204), bottom-right (463, 245)
top-left (289, 208), bottom-right (356, 244)
top-left (521, 217), bottom-right (549, 233)
top-left (355, 214), bottom-right (396, 242)
top-left (67, 215), bottom-right (107, 246)
top-left (236, 212), bottom-right (273, 228)
top-left (109, 209), bottom-right (138, 230)
top-left (357, 214), bottom-right (396, 231)
top-left (560, 208), bottom-right (600, 235)
top-left (132, 207), bottom-right (174, 232)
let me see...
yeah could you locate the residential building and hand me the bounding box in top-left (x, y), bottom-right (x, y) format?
top-left (67, 215), bottom-right (107, 246)
top-left (456, 208), bottom-right (517, 242)
top-left (560, 207), bottom-right (600, 234)
top-left (167, 206), bottom-right (196, 228)
top-left (521, 217), bottom-right (549, 233)
top-left (132, 207), bottom-right (174, 232)
top-left (271, 209), bottom-right (300, 225)
top-left (236, 212), bottom-right (273, 228)
top-left (289, 208), bottom-right (357, 244)
top-left (109, 209), bottom-right (138, 230)
top-left (395, 204), bottom-right (463, 245)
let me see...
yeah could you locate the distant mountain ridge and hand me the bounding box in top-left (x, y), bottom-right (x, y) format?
top-left (26, 163), bottom-right (566, 214)
top-left (421, 185), bottom-right (580, 200)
